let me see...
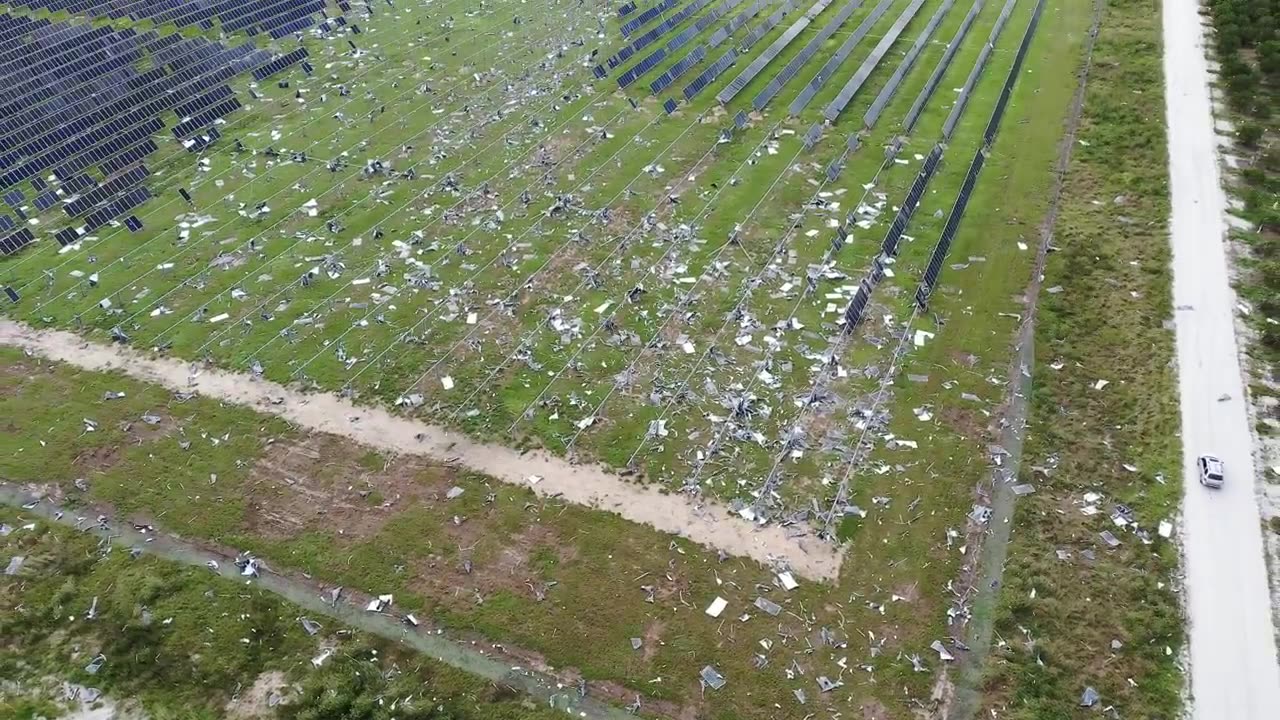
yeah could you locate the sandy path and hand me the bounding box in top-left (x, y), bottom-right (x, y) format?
top-left (1162, 1), bottom-right (1280, 716)
top-left (0, 319), bottom-right (842, 580)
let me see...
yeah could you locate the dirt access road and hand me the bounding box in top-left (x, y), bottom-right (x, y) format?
top-left (1162, 0), bottom-right (1280, 715)
top-left (0, 319), bottom-right (842, 580)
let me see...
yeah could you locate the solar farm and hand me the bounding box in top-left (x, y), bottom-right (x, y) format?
top-left (0, 0), bottom-right (1181, 717)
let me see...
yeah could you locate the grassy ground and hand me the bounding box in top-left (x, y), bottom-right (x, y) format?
top-left (0, 507), bottom-right (568, 720)
top-left (973, 0), bottom-right (1187, 717)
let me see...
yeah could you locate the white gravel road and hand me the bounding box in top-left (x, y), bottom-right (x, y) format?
top-left (1163, 1), bottom-right (1280, 716)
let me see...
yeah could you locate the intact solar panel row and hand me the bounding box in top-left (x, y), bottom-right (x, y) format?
top-left (252, 47), bottom-right (309, 81)
top-left (55, 226), bottom-right (80, 246)
top-left (61, 174), bottom-right (97, 194)
top-left (752, 0), bottom-right (861, 113)
top-left (0, 17), bottom-right (98, 68)
top-left (788, 0), bottom-right (893, 114)
top-left (984, 0), bottom-right (1047, 146)
top-left (649, 44), bottom-right (705, 94)
top-left (1, 57), bottom-right (233, 169)
top-left (917, 148), bottom-right (985, 305)
top-left (903, 0), bottom-right (981, 133)
top-left (822, 0), bottom-right (928, 123)
top-left (617, 48), bottom-right (666, 88)
top-left (172, 97), bottom-right (242, 138)
top-left (948, 0), bottom-right (1020, 135)
top-left (0, 42), bottom-right (145, 122)
top-left (0, 36), bottom-right (265, 151)
top-left (708, 0), bottom-right (769, 47)
top-left (879, 145), bottom-right (942, 258)
top-left (0, 16), bottom-right (48, 45)
top-left (175, 85), bottom-right (235, 120)
top-left (4, 0), bottom-right (330, 38)
top-left (716, 0), bottom-right (824, 105)
top-left (691, 0), bottom-right (750, 37)
top-left (620, 0), bottom-right (682, 37)
top-left (841, 279), bottom-right (872, 329)
top-left (942, 42), bottom-right (994, 142)
top-left (83, 185), bottom-right (151, 232)
top-left (64, 165), bottom-right (150, 217)
top-left (0, 31), bottom-right (147, 115)
top-left (51, 120), bottom-right (158, 181)
top-left (242, 1), bottom-right (327, 37)
top-left (659, 25), bottom-right (699, 56)
top-left (0, 228), bottom-right (35, 256)
top-left (0, 22), bottom-right (116, 75)
top-left (630, 0), bottom-right (713, 53)
top-left (0, 23), bottom-right (113, 79)
top-left (269, 13), bottom-right (318, 39)
top-left (864, 0), bottom-right (955, 128)
top-left (739, 0), bottom-right (796, 49)
top-left (939, 0), bottom-right (1019, 135)
top-left (683, 47), bottom-right (736, 100)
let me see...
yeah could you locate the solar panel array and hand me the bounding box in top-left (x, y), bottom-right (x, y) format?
top-left (903, 0), bottom-right (981, 133)
top-left (787, 0), bottom-right (893, 114)
top-left (716, 0), bottom-right (829, 104)
top-left (618, 0), bottom-right (749, 89)
top-left (879, 144), bottom-right (942, 258)
top-left (621, 0), bottom-right (683, 38)
top-left (751, 0), bottom-right (861, 113)
top-left (683, 47), bottom-right (737, 100)
top-left (0, 227), bottom-right (34, 256)
top-left (649, 44), bottom-right (705, 94)
top-left (739, 0), bottom-right (797, 50)
top-left (985, 0), bottom-right (1046, 145)
top-left (5, 0), bottom-right (332, 39)
top-left (631, 0), bottom-right (713, 53)
top-left (941, 0), bottom-right (1016, 141)
top-left (917, 0), bottom-right (1047, 308)
top-left (863, 0), bottom-right (956, 128)
top-left (707, 0), bottom-right (771, 47)
top-left (0, 6), bottom-right (319, 257)
top-left (822, 0), bottom-right (928, 122)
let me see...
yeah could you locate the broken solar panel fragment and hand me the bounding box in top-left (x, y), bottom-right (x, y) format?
top-left (124, 215), bottom-right (143, 232)
top-left (3, 286), bottom-right (18, 303)
top-left (0, 215), bottom-right (13, 232)
top-left (34, 191), bottom-right (57, 211)
top-left (3, 190), bottom-right (23, 206)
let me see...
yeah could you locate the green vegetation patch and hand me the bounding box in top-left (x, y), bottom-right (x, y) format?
top-left (978, 0), bottom-right (1186, 716)
top-left (0, 507), bottom-right (567, 720)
